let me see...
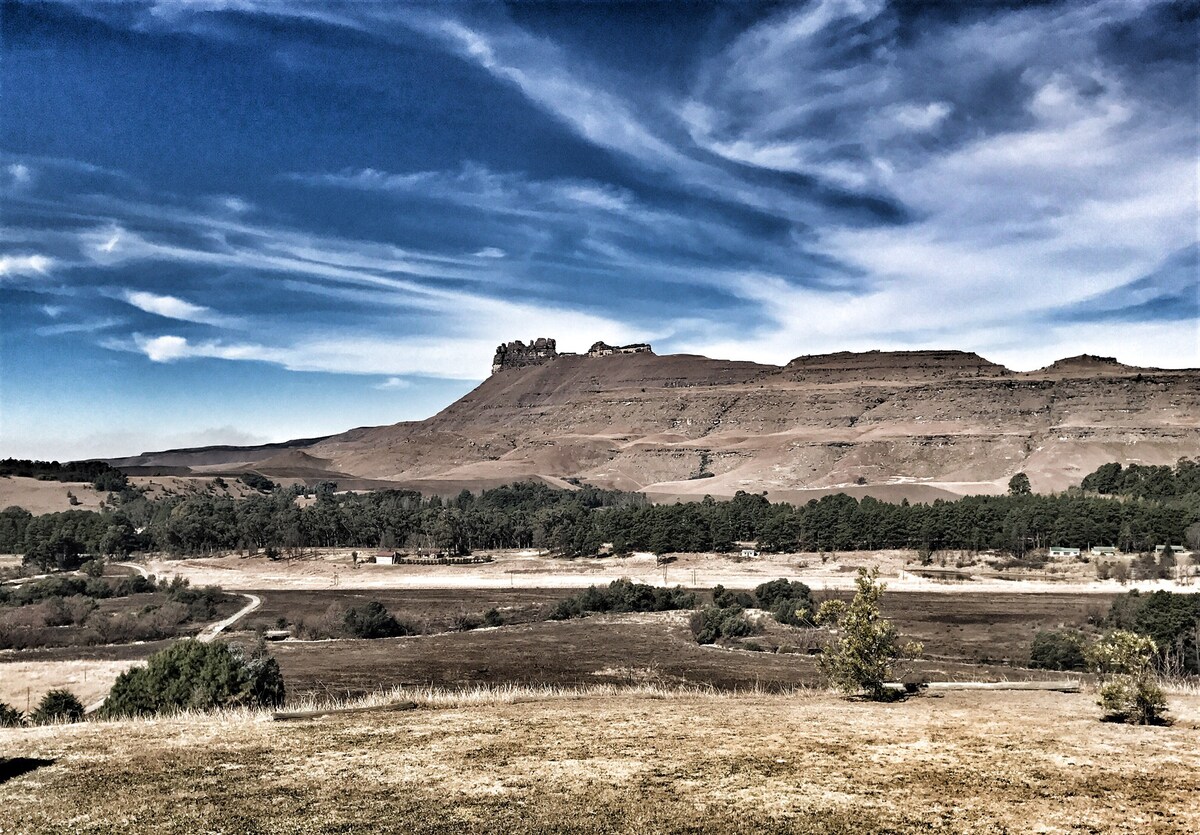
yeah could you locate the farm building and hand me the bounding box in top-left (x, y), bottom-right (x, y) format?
top-left (1090, 546), bottom-right (1118, 557)
top-left (374, 552), bottom-right (396, 565)
top-left (1048, 547), bottom-right (1081, 558)
top-left (740, 548), bottom-right (759, 558)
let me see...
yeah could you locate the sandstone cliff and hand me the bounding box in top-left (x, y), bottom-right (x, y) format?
top-left (110, 343), bottom-right (1200, 500)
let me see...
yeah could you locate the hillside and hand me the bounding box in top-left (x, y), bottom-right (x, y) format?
top-left (106, 342), bottom-right (1200, 498)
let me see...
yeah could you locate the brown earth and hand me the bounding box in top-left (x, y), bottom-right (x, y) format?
top-left (104, 347), bottom-right (1199, 500)
top-left (0, 585), bottom-right (1117, 707)
top-left (246, 588), bottom-right (1113, 698)
top-left (3, 687), bottom-right (1198, 833)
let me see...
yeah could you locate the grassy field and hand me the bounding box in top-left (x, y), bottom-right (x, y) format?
top-left (251, 587), bottom-right (1112, 697)
top-left (2, 588), bottom-right (1114, 704)
top-left (266, 610), bottom-right (1083, 699)
top-left (2, 687), bottom-right (1198, 833)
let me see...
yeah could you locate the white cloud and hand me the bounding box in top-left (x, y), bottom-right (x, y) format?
top-left (885, 102), bottom-right (952, 133)
top-left (374, 377), bottom-right (411, 390)
top-left (6, 163), bottom-right (32, 187)
top-left (123, 290), bottom-right (226, 325)
top-left (137, 334), bottom-right (192, 362)
top-left (293, 164), bottom-right (636, 219)
top-left (126, 291), bottom-right (656, 379)
top-left (672, 0), bottom-right (1198, 370)
top-left (473, 247), bottom-right (506, 259)
top-left (36, 318), bottom-right (124, 337)
top-left (0, 253), bottom-right (53, 278)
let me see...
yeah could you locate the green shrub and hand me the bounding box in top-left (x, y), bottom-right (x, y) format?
top-left (0, 701), bottom-right (25, 727)
top-left (1087, 630), bottom-right (1168, 725)
top-left (1104, 591), bottom-right (1200, 674)
top-left (689, 605), bottom-right (756, 644)
top-left (711, 584), bottom-right (754, 609)
top-left (102, 639), bottom-right (285, 718)
top-left (482, 608), bottom-right (503, 627)
top-left (31, 689), bottom-right (84, 724)
top-left (815, 567), bottom-right (922, 700)
top-left (550, 579), bottom-right (695, 620)
top-left (453, 612), bottom-right (482, 631)
top-left (238, 473), bottom-right (277, 492)
top-left (754, 578), bottom-right (815, 626)
top-left (1029, 630), bottom-right (1088, 671)
top-left (342, 601), bottom-right (411, 639)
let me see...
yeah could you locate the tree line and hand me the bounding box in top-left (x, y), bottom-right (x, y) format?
top-left (0, 458), bottom-right (128, 491)
top-left (1, 462), bottom-right (1198, 566)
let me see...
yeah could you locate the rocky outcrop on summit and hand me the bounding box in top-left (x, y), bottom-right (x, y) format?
top-left (492, 338), bottom-right (558, 374)
top-left (587, 341), bottom-right (653, 357)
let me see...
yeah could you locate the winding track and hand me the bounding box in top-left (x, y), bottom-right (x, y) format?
top-left (196, 593), bottom-right (262, 643)
top-left (83, 565), bottom-right (262, 712)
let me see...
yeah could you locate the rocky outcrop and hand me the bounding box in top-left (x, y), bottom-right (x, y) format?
top-left (782, 350), bottom-right (1009, 382)
top-left (492, 338), bottom-right (558, 374)
top-left (587, 341), bottom-right (653, 358)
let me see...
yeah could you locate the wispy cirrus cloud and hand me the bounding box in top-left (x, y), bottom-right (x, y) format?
top-left (3, 0), bottom-right (1196, 464)
top-left (373, 377), bottom-right (412, 391)
top-left (122, 290), bottom-right (228, 325)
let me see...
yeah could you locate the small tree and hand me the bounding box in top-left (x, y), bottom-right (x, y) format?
top-left (342, 601), bottom-right (410, 639)
top-left (1008, 472), bottom-right (1032, 496)
top-left (1029, 630), bottom-right (1088, 671)
top-left (0, 701), bottom-right (25, 727)
top-left (102, 639), bottom-right (285, 718)
top-left (815, 567), bottom-right (922, 700)
top-left (1086, 630), bottom-right (1168, 725)
top-left (31, 689), bottom-right (85, 724)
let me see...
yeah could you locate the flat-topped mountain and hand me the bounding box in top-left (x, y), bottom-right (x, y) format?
top-left (108, 341), bottom-right (1200, 500)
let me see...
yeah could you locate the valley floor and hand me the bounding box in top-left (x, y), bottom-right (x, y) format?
top-left (2, 688), bottom-right (1198, 833)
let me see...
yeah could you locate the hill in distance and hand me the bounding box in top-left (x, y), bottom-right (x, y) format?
top-left (107, 340), bottom-right (1200, 501)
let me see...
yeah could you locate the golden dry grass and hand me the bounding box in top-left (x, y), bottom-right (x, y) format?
top-left (0, 659), bottom-right (137, 709)
top-left (2, 687), bottom-right (1198, 833)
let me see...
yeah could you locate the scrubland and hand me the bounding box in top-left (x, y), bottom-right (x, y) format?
top-left (2, 686), bottom-right (1198, 833)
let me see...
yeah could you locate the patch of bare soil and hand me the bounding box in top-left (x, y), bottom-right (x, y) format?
top-left (2, 689), bottom-right (1197, 833)
top-left (140, 549), bottom-right (1195, 595)
top-left (0, 477), bottom-right (106, 514)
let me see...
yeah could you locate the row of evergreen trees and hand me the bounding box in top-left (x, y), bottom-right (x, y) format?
top-left (2, 462), bottom-right (1198, 566)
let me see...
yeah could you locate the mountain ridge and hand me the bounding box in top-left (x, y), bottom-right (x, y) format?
top-left (103, 344), bottom-right (1200, 499)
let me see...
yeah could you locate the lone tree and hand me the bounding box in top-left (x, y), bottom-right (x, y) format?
top-left (1086, 630), bottom-right (1168, 725)
top-left (815, 567), bottom-right (922, 700)
top-left (1008, 472), bottom-right (1032, 496)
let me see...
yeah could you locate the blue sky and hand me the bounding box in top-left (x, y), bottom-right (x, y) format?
top-left (1, 0), bottom-right (1196, 460)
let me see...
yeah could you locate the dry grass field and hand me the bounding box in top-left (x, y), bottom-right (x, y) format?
top-left (141, 549), bottom-right (1196, 593)
top-left (262, 603), bottom-right (1095, 699)
top-left (2, 687), bottom-right (1198, 833)
top-left (0, 587), bottom-right (1115, 705)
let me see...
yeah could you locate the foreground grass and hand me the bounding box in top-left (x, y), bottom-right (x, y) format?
top-left (3, 687), bottom-right (1199, 834)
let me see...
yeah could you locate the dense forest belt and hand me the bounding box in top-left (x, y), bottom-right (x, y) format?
top-left (3, 461), bottom-right (1198, 569)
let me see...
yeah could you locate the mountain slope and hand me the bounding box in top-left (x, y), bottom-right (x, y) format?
top-left (108, 345), bottom-right (1200, 497)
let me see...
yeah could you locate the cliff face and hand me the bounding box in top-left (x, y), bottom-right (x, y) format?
top-left (111, 342), bottom-right (1200, 500)
top-left (492, 338), bottom-right (559, 373)
top-left (300, 344), bottom-right (1200, 497)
